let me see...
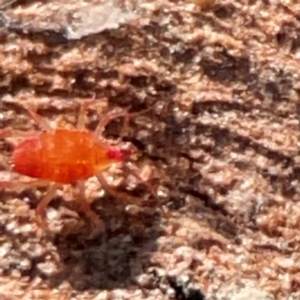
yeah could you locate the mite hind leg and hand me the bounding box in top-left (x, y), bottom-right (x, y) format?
top-left (0, 178), bottom-right (50, 190)
top-left (0, 179), bottom-right (57, 228)
top-left (0, 128), bottom-right (40, 139)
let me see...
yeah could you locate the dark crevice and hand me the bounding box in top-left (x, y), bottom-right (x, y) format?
top-left (7, 24), bottom-right (69, 46)
top-left (184, 188), bottom-right (231, 217)
top-left (194, 123), bottom-right (295, 165)
top-left (167, 276), bottom-right (206, 300)
top-left (0, 0), bottom-right (39, 9)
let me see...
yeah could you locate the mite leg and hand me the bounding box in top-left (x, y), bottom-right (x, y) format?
top-left (96, 172), bottom-right (155, 206)
top-left (74, 180), bottom-right (104, 227)
top-left (0, 128), bottom-right (39, 138)
top-left (77, 95), bottom-right (108, 130)
top-left (94, 105), bottom-right (155, 141)
top-left (0, 179), bottom-right (49, 190)
top-left (94, 107), bottom-right (131, 141)
top-left (122, 162), bottom-right (159, 201)
top-left (26, 107), bottom-right (53, 132)
top-left (35, 183), bottom-right (60, 227)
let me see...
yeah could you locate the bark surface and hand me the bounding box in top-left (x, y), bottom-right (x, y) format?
top-left (0, 0), bottom-right (299, 299)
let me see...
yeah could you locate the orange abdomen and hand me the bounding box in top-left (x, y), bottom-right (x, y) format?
top-left (12, 129), bottom-right (114, 184)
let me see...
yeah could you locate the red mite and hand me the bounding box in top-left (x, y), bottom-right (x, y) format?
top-left (0, 98), bottom-right (157, 229)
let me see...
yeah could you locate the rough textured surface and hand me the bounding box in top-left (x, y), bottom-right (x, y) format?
top-left (1, 0), bottom-right (300, 299)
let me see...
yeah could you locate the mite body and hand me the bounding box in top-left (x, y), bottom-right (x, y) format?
top-left (0, 98), bottom-right (156, 229)
top-left (13, 129), bottom-right (124, 184)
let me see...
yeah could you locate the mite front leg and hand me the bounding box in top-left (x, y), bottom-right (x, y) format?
top-left (74, 180), bottom-right (104, 228)
top-left (96, 172), bottom-right (156, 206)
top-left (26, 107), bottom-right (54, 132)
top-left (35, 183), bottom-right (60, 228)
top-left (77, 95), bottom-right (108, 130)
top-left (94, 105), bottom-right (155, 142)
top-left (122, 162), bottom-right (159, 202)
top-left (94, 107), bottom-right (131, 141)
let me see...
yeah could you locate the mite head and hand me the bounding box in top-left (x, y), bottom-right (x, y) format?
top-left (107, 142), bottom-right (138, 162)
